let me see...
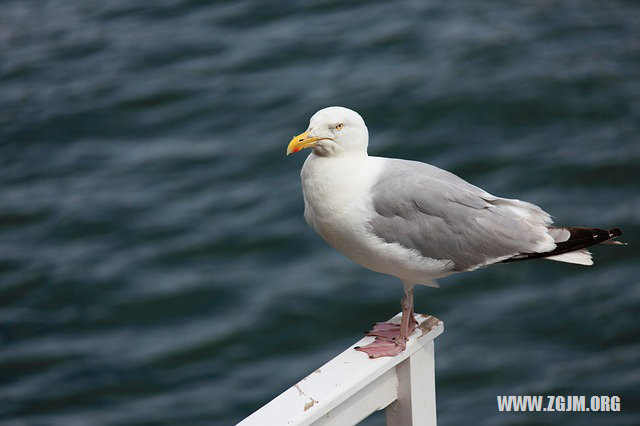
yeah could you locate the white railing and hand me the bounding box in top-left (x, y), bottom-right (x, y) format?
top-left (238, 313), bottom-right (444, 426)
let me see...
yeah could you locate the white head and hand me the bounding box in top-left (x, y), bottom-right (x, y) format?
top-left (286, 106), bottom-right (369, 157)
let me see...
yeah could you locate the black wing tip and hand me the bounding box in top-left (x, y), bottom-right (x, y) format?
top-left (503, 226), bottom-right (624, 264)
top-left (608, 227), bottom-right (623, 238)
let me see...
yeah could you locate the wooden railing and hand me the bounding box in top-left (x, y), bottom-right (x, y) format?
top-left (238, 313), bottom-right (444, 426)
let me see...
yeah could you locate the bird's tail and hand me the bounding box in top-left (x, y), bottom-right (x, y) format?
top-left (504, 227), bottom-right (624, 266)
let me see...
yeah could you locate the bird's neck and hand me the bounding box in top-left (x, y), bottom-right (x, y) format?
top-left (300, 153), bottom-right (378, 217)
top-left (311, 144), bottom-right (369, 157)
top-left (302, 152), bottom-right (370, 181)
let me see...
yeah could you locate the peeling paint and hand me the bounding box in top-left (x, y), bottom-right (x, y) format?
top-left (418, 316), bottom-right (441, 337)
top-left (294, 384), bottom-right (318, 412)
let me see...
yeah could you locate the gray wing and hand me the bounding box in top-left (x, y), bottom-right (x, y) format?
top-left (368, 158), bottom-right (555, 271)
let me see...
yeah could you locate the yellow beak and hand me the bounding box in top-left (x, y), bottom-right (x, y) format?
top-left (286, 130), bottom-right (319, 155)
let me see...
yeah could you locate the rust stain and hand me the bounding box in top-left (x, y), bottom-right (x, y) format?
top-left (418, 315), bottom-right (441, 337)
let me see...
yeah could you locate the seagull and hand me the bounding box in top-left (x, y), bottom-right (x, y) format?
top-left (286, 106), bottom-right (624, 358)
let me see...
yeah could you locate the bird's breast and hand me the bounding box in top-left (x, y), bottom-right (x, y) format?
top-left (300, 155), bottom-right (391, 264)
top-left (302, 156), bottom-right (362, 215)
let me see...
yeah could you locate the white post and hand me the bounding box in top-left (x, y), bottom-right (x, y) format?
top-left (385, 340), bottom-right (437, 425)
top-left (237, 313), bottom-right (443, 426)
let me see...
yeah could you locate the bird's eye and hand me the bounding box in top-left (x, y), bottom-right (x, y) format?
top-left (335, 123), bottom-right (344, 130)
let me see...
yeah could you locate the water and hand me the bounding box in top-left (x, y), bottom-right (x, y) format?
top-left (2, 1), bottom-right (639, 425)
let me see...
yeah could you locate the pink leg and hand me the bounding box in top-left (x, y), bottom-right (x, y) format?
top-left (356, 283), bottom-right (417, 358)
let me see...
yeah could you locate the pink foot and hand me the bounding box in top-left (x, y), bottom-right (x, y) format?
top-left (355, 338), bottom-right (405, 358)
top-left (355, 316), bottom-right (418, 359)
top-left (366, 322), bottom-right (401, 339)
top-left (366, 318), bottom-right (418, 339)
top-left (357, 284), bottom-right (418, 359)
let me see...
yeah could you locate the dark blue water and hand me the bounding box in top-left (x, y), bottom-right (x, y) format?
top-left (2, 1), bottom-right (639, 425)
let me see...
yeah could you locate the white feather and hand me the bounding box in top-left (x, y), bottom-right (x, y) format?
top-left (545, 249), bottom-right (593, 266)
